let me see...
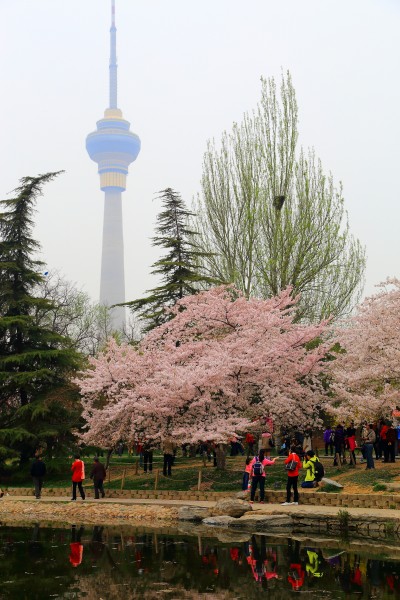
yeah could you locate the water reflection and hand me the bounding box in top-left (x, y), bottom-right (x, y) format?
top-left (1, 524), bottom-right (400, 598)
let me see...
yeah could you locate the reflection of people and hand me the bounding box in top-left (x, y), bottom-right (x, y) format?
top-left (71, 454), bottom-right (86, 501)
top-left (30, 455), bottom-right (46, 499)
top-left (287, 539), bottom-right (305, 591)
top-left (90, 457), bottom-right (106, 499)
top-left (89, 526), bottom-right (105, 562)
top-left (305, 549), bottom-right (323, 577)
top-left (247, 535), bottom-right (279, 584)
top-left (69, 525), bottom-right (84, 567)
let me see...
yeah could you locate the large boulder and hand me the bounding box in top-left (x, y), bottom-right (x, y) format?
top-left (178, 506), bottom-right (211, 522)
top-left (211, 498), bottom-right (252, 518)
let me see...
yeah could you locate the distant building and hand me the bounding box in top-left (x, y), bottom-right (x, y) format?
top-left (86, 0), bottom-right (141, 330)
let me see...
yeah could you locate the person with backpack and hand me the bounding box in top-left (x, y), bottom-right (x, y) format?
top-left (249, 449), bottom-right (276, 503)
top-left (281, 445), bottom-right (302, 505)
top-left (301, 450), bottom-right (324, 488)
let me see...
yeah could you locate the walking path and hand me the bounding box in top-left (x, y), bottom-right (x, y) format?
top-left (4, 495), bottom-right (400, 519)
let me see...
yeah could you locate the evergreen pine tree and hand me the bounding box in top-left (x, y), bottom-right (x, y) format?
top-left (0, 173), bottom-right (81, 464)
top-left (125, 188), bottom-right (218, 332)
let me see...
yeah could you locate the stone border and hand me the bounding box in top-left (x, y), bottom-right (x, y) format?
top-left (3, 487), bottom-right (400, 509)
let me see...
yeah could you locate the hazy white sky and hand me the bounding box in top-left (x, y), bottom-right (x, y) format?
top-left (1, 0), bottom-right (399, 304)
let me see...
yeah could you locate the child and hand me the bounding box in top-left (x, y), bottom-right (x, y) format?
top-left (242, 457), bottom-right (252, 491)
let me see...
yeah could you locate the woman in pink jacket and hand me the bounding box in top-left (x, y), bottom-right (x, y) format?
top-left (249, 449), bottom-right (276, 503)
top-left (71, 454), bottom-right (86, 501)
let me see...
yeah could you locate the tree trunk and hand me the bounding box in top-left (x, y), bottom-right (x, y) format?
top-left (215, 444), bottom-right (226, 470)
top-left (105, 448), bottom-right (114, 470)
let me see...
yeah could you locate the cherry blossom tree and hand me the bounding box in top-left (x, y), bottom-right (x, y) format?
top-left (328, 279), bottom-right (400, 422)
top-left (78, 286), bottom-right (330, 448)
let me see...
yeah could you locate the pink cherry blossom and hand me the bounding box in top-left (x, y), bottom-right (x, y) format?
top-left (328, 279), bottom-right (400, 423)
top-left (77, 286), bottom-right (330, 447)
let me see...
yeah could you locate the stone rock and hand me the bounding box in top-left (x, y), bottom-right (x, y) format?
top-left (231, 513), bottom-right (292, 530)
top-left (214, 531), bottom-right (251, 543)
top-left (321, 477), bottom-right (344, 489)
top-left (202, 515), bottom-right (235, 527)
top-left (211, 498), bottom-right (253, 518)
top-left (178, 506), bottom-right (211, 522)
top-left (236, 491), bottom-right (250, 500)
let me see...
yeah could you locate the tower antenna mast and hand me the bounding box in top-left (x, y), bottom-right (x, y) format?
top-left (109, 0), bottom-right (117, 108)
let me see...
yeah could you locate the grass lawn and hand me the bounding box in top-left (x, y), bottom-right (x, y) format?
top-left (1, 450), bottom-right (399, 494)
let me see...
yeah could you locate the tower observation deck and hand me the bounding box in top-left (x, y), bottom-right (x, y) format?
top-left (86, 0), bottom-right (141, 330)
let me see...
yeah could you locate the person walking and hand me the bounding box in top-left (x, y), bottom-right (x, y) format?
top-left (364, 424), bottom-right (376, 469)
top-left (162, 437), bottom-right (176, 477)
top-left (385, 423), bottom-right (396, 463)
top-left (379, 419), bottom-right (388, 462)
top-left (30, 455), bottom-right (46, 499)
top-left (281, 446), bottom-right (302, 505)
top-left (71, 454), bottom-right (86, 500)
top-left (323, 427), bottom-right (334, 456)
top-left (346, 422), bottom-right (357, 465)
top-left (90, 457), bottom-right (106, 499)
top-left (142, 440), bottom-right (154, 474)
top-left (333, 424), bottom-right (345, 465)
top-left (249, 449), bottom-right (276, 504)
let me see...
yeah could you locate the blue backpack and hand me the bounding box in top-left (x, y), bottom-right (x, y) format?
top-left (252, 457), bottom-right (264, 477)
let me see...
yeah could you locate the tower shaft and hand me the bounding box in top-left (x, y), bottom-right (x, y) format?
top-left (100, 189), bottom-right (126, 329)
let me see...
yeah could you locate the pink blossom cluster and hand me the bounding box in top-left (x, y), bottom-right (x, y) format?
top-left (329, 279), bottom-right (400, 422)
top-left (77, 286), bottom-right (330, 447)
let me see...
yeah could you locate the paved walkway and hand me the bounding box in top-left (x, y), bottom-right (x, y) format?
top-left (5, 495), bottom-right (400, 519)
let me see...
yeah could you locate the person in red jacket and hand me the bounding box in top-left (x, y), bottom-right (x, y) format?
top-left (71, 454), bottom-right (86, 501)
top-left (281, 445), bottom-right (302, 505)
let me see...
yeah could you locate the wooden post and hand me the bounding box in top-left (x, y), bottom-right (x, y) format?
top-left (135, 460), bottom-right (139, 475)
top-left (120, 467), bottom-right (127, 490)
top-left (154, 469), bottom-right (159, 491)
top-left (197, 468), bottom-right (202, 491)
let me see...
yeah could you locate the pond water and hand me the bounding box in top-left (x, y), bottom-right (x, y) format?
top-left (0, 524), bottom-right (399, 599)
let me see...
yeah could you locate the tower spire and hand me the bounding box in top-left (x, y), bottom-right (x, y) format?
top-left (109, 0), bottom-right (117, 108)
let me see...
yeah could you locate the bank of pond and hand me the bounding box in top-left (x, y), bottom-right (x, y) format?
top-left (1, 524), bottom-right (400, 598)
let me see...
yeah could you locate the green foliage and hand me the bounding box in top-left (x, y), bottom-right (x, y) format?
top-left (319, 483), bottom-right (342, 493)
top-left (0, 173), bottom-right (82, 465)
top-left (337, 509), bottom-right (350, 530)
top-left (123, 188), bottom-right (219, 332)
top-left (193, 72), bottom-right (365, 321)
top-left (373, 483), bottom-right (388, 492)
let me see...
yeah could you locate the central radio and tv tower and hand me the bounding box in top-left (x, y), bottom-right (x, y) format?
top-left (86, 0), bottom-right (141, 330)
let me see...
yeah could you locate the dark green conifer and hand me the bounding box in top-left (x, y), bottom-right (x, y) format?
top-left (0, 173), bottom-right (81, 464)
top-left (125, 188), bottom-right (219, 332)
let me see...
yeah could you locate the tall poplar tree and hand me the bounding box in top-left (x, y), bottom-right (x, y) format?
top-left (124, 188), bottom-right (218, 332)
top-left (0, 173), bottom-right (81, 464)
top-left (193, 72), bottom-right (365, 322)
